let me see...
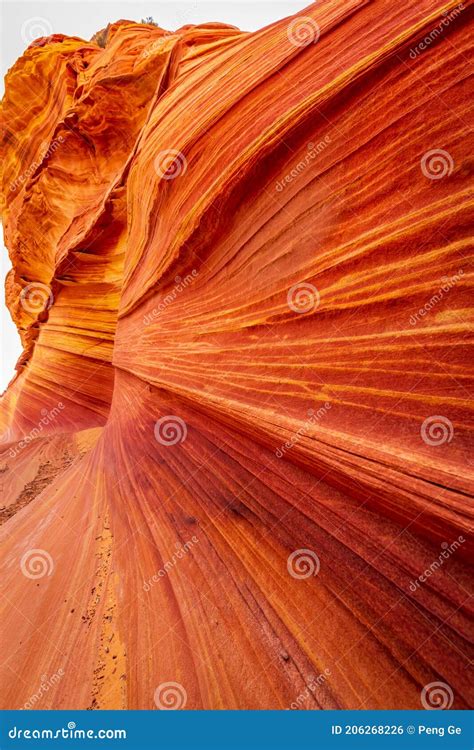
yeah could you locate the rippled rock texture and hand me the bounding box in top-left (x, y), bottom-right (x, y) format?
top-left (1, 2), bottom-right (473, 710)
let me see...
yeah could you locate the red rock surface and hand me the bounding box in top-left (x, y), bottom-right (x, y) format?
top-left (0, 2), bottom-right (473, 709)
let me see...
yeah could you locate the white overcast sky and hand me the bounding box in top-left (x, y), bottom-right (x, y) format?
top-left (0, 0), bottom-right (308, 392)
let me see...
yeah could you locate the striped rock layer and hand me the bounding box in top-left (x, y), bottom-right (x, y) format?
top-left (0, 1), bottom-right (473, 709)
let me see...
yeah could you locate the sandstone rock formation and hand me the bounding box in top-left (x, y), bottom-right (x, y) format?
top-left (1, 1), bottom-right (473, 709)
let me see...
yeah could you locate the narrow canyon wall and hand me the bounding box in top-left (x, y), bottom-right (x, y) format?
top-left (0, 1), bottom-right (473, 709)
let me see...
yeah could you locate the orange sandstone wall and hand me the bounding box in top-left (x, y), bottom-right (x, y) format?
top-left (0, 2), bottom-right (473, 710)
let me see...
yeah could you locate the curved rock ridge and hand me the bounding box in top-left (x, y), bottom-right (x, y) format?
top-left (1, 2), bottom-right (473, 709)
